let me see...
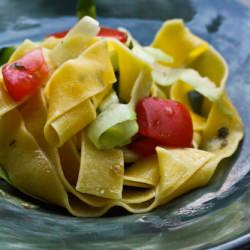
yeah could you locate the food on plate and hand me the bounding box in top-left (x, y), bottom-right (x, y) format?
top-left (0, 15), bottom-right (243, 217)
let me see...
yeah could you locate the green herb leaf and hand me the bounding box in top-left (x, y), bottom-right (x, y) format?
top-left (76, 0), bottom-right (96, 19)
top-left (0, 47), bottom-right (15, 66)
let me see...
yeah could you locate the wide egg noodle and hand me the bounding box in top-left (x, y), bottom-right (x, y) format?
top-left (44, 40), bottom-right (116, 147)
top-left (190, 46), bottom-right (228, 88)
top-left (91, 84), bottom-right (113, 108)
top-left (192, 131), bottom-right (202, 149)
top-left (0, 165), bottom-right (10, 183)
top-left (14, 88), bottom-right (111, 215)
top-left (19, 91), bottom-right (80, 187)
top-left (49, 16), bottom-right (100, 67)
top-left (124, 155), bottom-right (159, 188)
top-left (108, 147), bottom-right (214, 213)
top-left (121, 148), bottom-right (212, 211)
top-left (107, 39), bottom-right (149, 102)
top-left (170, 81), bottom-right (207, 131)
top-left (9, 39), bottom-right (37, 62)
top-left (122, 155), bottom-right (158, 206)
top-left (48, 99), bottom-right (96, 146)
top-left (149, 18), bottom-right (226, 122)
top-left (0, 108), bottom-right (68, 206)
top-left (76, 133), bottom-right (124, 200)
top-left (154, 147), bottom-right (214, 206)
top-left (58, 140), bottom-right (80, 185)
top-left (151, 19), bottom-right (208, 67)
top-left (150, 84), bottom-right (167, 99)
top-left (122, 188), bottom-right (155, 204)
top-left (201, 94), bottom-right (243, 156)
top-left (41, 36), bottom-right (62, 50)
top-left (169, 94), bottom-right (244, 201)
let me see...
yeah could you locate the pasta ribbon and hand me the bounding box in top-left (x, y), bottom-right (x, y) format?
top-left (50, 16), bottom-right (100, 67)
top-left (155, 147), bottom-right (214, 204)
top-left (76, 133), bottom-right (124, 199)
top-left (108, 39), bottom-right (149, 102)
top-left (151, 19), bottom-right (208, 67)
top-left (124, 155), bottom-right (159, 188)
top-left (44, 40), bottom-right (116, 147)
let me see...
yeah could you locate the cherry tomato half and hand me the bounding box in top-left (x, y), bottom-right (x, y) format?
top-left (48, 30), bottom-right (68, 38)
top-left (48, 26), bottom-right (128, 43)
top-left (2, 47), bottom-right (49, 102)
top-left (136, 97), bottom-right (193, 148)
top-left (130, 137), bottom-right (159, 157)
top-left (98, 27), bottom-right (127, 43)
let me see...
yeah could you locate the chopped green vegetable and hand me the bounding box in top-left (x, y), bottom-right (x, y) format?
top-left (132, 46), bottom-right (173, 66)
top-left (87, 68), bottom-right (152, 150)
top-left (0, 47), bottom-right (15, 66)
top-left (99, 120), bottom-right (138, 149)
top-left (119, 27), bottom-right (173, 64)
top-left (98, 90), bottom-right (119, 112)
top-left (152, 66), bottom-right (222, 102)
top-left (76, 0), bottom-right (96, 19)
top-left (143, 47), bottom-right (173, 64)
top-left (87, 103), bottom-right (138, 149)
top-left (187, 90), bottom-right (204, 115)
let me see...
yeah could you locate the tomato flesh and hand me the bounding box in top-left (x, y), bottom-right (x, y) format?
top-left (2, 47), bottom-right (49, 102)
top-left (48, 26), bottom-right (128, 43)
top-left (98, 27), bottom-right (127, 43)
top-left (48, 30), bottom-right (68, 38)
top-left (130, 137), bottom-right (159, 157)
top-left (136, 97), bottom-right (193, 148)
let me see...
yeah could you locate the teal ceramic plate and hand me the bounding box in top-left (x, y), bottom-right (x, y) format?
top-left (0, 0), bottom-right (250, 249)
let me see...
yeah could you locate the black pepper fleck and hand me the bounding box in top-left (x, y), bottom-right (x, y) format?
top-left (217, 127), bottom-right (229, 139)
top-left (14, 62), bottom-right (26, 70)
top-left (9, 139), bottom-right (16, 146)
top-left (220, 139), bottom-right (228, 148)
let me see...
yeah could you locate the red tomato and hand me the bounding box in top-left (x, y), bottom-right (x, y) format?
top-left (136, 97), bottom-right (193, 147)
top-left (130, 137), bottom-right (159, 157)
top-left (47, 26), bottom-right (128, 43)
top-left (2, 47), bottom-right (49, 102)
top-left (98, 27), bottom-right (128, 43)
top-left (48, 30), bottom-right (68, 38)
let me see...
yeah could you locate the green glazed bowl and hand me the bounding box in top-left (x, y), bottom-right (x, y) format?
top-left (0, 0), bottom-right (250, 249)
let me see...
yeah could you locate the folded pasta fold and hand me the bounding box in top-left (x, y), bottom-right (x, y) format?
top-left (0, 17), bottom-right (243, 217)
top-left (44, 40), bottom-right (116, 147)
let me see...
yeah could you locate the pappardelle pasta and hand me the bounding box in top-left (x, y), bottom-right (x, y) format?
top-left (0, 16), bottom-right (243, 217)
